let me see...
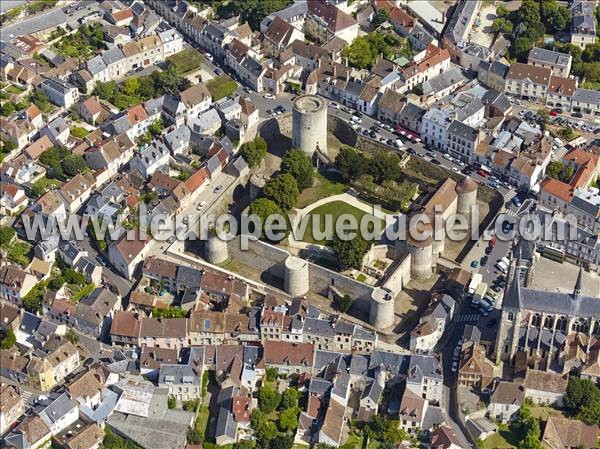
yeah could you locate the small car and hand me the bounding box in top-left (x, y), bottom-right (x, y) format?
top-left (263, 93), bottom-right (275, 100)
top-left (213, 185), bottom-right (223, 193)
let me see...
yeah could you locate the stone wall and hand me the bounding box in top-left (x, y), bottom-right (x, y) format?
top-left (226, 236), bottom-right (375, 313)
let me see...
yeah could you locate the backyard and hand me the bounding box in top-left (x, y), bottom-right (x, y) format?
top-left (206, 75), bottom-right (238, 101)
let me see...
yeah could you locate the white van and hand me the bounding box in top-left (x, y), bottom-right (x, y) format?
top-left (500, 256), bottom-right (510, 266)
top-left (496, 261), bottom-right (508, 273)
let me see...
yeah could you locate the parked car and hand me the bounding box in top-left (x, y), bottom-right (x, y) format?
top-left (197, 201), bottom-right (208, 210)
top-left (480, 255), bottom-right (488, 266)
top-left (213, 185), bottom-right (223, 193)
top-left (443, 153), bottom-right (453, 161)
top-left (470, 260), bottom-right (479, 268)
top-left (205, 53), bottom-right (214, 62)
top-left (431, 159), bottom-right (441, 165)
top-left (511, 196), bottom-right (522, 207)
top-left (264, 93), bottom-right (275, 99)
top-left (214, 68), bottom-right (223, 75)
top-left (329, 102), bottom-right (339, 108)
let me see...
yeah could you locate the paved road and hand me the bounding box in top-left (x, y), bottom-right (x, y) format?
top-left (1, 0), bottom-right (26, 13)
top-left (1, 1), bottom-right (99, 40)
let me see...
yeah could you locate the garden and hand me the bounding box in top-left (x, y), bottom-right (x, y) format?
top-left (206, 75), bottom-right (239, 101)
top-left (167, 48), bottom-right (204, 74)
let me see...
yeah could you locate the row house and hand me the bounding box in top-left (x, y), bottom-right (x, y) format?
top-left (107, 230), bottom-right (151, 279)
top-left (224, 39), bottom-right (266, 93)
top-left (546, 76), bottom-right (578, 111)
top-left (572, 88), bottom-right (600, 117)
top-left (163, 82), bottom-right (212, 126)
top-left (505, 63), bottom-right (552, 101)
top-left (129, 140), bottom-right (170, 179)
top-left (58, 172), bottom-right (96, 214)
top-left (304, 0), bottom-right (359, 45)
top-left (0, 265), bottom-right (37, 305)
top-left (262, 15), bottom-right (305, 58)
top-left (84, 133), bottom-right (135, 178)
top-left (527, 47), bottom-right (572, 78)
top-left (39, 77), bottom-right (79, 109)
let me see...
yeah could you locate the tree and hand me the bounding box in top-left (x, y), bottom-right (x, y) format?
top-left (249, 198), bottom-right (286, 240)
top-left (1, 102), bottom-right (15, 117)
top-left (148, 118), bottom-right (165, 136)
top-left (0, 328), bottom-right (16, 349)
top-left (514, 37), bottom-right (533, 61)
top-left (65, 328), bottom-right (79, 344)
top-left (263, 173), bottom-right (299, 211)
top-left (331, 233), bottom-right (370, 271)
top-left (240, 138), bottom-right (267, 168)
top-left (579, 399), bottom-right (600, 426)
top-left (342, 36), bottom-right (378, 69)
top-left (270, 435), bottom-right (294, 449)
top-left (258, 386), bottom-right (281, 414)
top-left (337, 294), bottom-right (353, 313)
top-left (565, 377), bottom-right (600, 410)
top-left (517, 0), bottom-right (541, 25)
top-left (496, 5), bottom-right (510, 17)
top-left (0, 227), bottom-right (16, 248)
top-left (233, 441), bottom-right (255, 449)
top-left (281, 149), bottom-right (313, 191)
top-left (265, 367), bottom-right (279, 382)
top-left (123, 77), bottom-right (140, 96)
top-left (536, 108), bottom-right (549, 127)
top-left (278, 407), bottom-right (299, 432)
top-left (368, 150), bottom-right (401, 183)
top-left (62, 155), bottom-right (88, 177)
top-left (168, 396), bottom-right (177, 409)
top-left (187, 427), bottom-right (202, 445)
top-left (281, 388), bottom-right (299, 410)
top-left (335, 146), bottom-right (368, 182)
top-left (492, 18), bottom-right (513, 34)
top-left (373, 8), bottom-right (389, 26)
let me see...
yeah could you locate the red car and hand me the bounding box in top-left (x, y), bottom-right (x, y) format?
top-left (478, 169), bottom-right (489, 177)
top-left (549, 111), bottom-right (558, 117)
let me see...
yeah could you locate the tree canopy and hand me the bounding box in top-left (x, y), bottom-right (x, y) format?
top-left (331, 233), bottom-right (370, 271)
top-left (263, 173), bottom-right (299, 211)
top-left (281, 149), bottom-right (313, 191)
top-left (240, 136), bottom-right (267, 168)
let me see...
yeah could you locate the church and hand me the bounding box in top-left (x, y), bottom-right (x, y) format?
top-left (494, 244), bottom-right (599, 376)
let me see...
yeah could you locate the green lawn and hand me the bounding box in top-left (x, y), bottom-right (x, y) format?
top-left (167, 48), bottom-right (203, 74)
top-left (481, 425), bottom-right (519, 449)
top-left (4, 84), bottom-right (24, 94)
top-left (7, 240), bottom-right (32, 267)
top-left (296, 171), bottom-right (347, 209)
top-left (71, 126), bottom-right (90, 139)
top-left (206, 75), bottom-right (238, 101)
top-left (29, 177), bottom-right (61, 197)
top-left (301, 200), bottom-right (382, 245)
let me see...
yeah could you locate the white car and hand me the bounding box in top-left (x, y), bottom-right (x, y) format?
top-left (196, 201), bottom-right (208, 210)
top-left (452, 167), bottom-right (460, 173)
top-left (264, 93), bottom-right (275, 100)
top-left (329, 102), bottom-right (339, 109)
top-left (443, 153), bottom-right (453, 161)
top-left (451, 361), bottom-right (458, 373)
top-left (205, 53), bottom-right (214, 62)
top-left (352, 115), bottom-right (362, 123)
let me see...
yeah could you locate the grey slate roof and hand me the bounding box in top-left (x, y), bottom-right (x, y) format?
top-left (447, 119), bottom-right (479, 142)
top-left (528, 47), bottom-right (571, 67)
top-left (407, 354), bottom-right (442, 383)
top-left (39, 393), bottom-right (77, 427)
top-left (573, 88), bottom-right (600, 106)
top-left (444, 0), bottom-right (479, 44)
top-left (101, 47), bottom-right (125, 66)
top-left (303, 318), bottom-right (334, 337)
top-left (423, 67), bottom-right (466, 96)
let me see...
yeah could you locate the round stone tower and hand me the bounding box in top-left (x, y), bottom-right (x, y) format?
top-left (249, 173), bottom-right (267, 201)
top-left (455, 176), bottom-right (478, 223)
top-left (369, 287), bottom-right (395, 329)
top-left (205, 230), bottom-right (229, 265)
top-left (292, 94), bottom-right (328, 157)
top-left (283, 255), bottom-right (309, 297)
top-left (407, 221), bottom-right (434, 281)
